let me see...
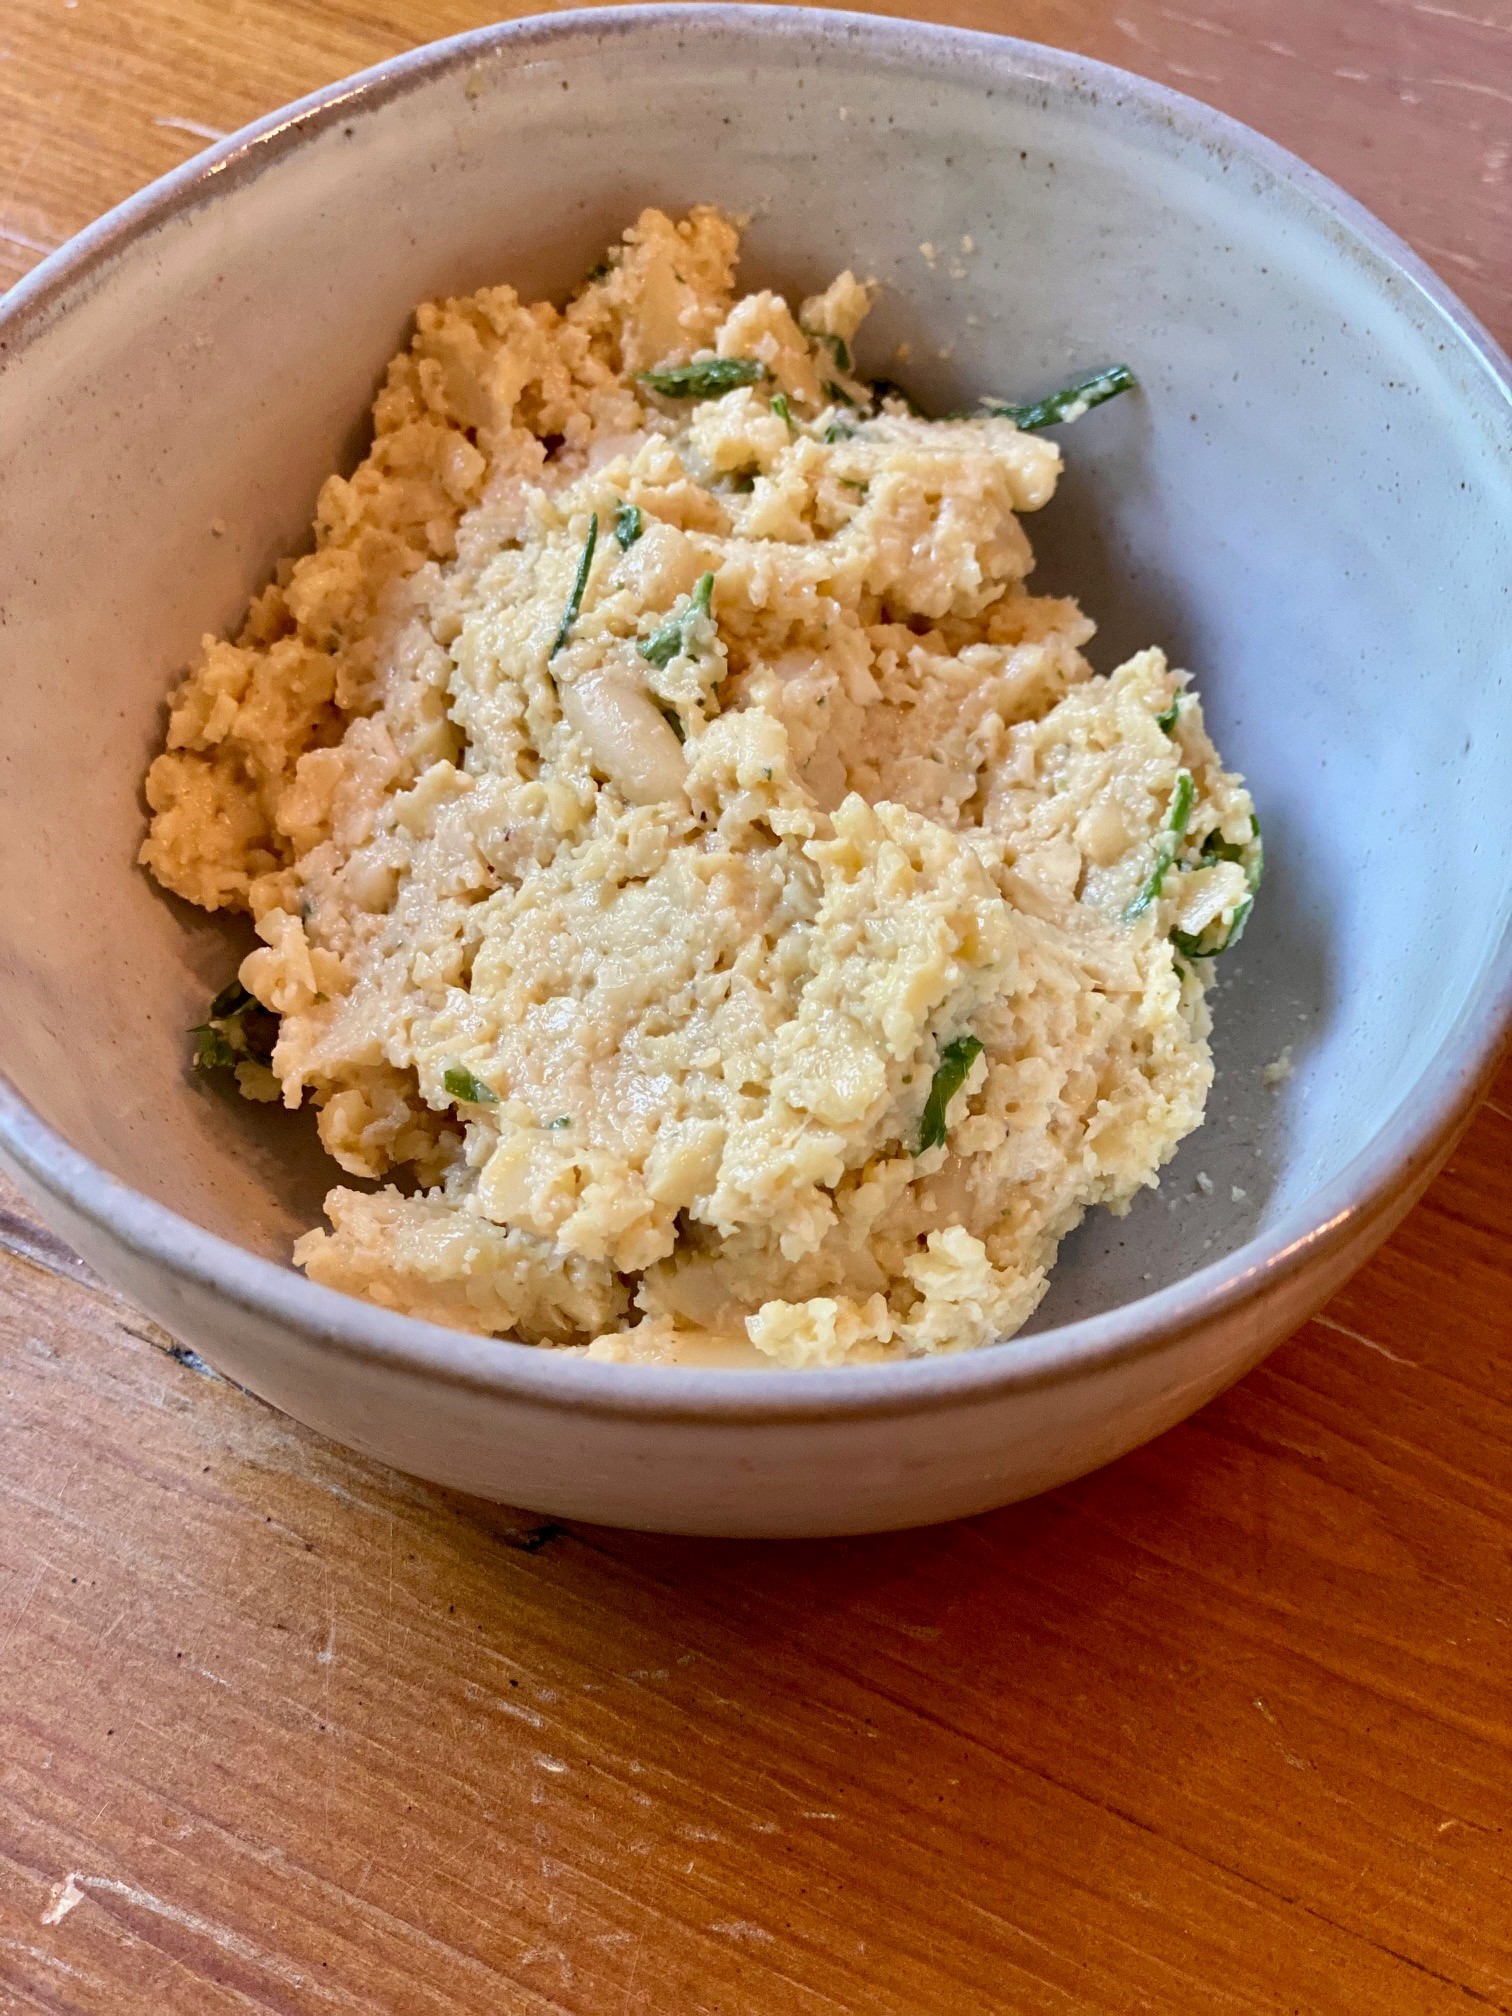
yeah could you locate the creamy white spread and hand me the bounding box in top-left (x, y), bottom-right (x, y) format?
top-left (141, 207), bottom-right (1258, 1367)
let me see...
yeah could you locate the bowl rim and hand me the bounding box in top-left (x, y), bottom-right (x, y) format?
top-left (1, 3), bottom-right (1509, 1426)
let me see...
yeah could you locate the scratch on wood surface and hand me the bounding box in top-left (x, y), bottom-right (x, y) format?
top-left (1250, 1701), bottom-right (1311, 1773)
top-left (1411, 1), bottom-right (1512, 32)
top-left (41, 1874), bottom-right (347, 2003)
top-left (1, 1933), bottom-right (91, 1986)
top-left (463, 1680), bottom-right (546, 1730)
top-left (1416, 237), bottom-right (1486, 275)
top-left (0, 223), bottom-right (58, 257)
top-left (1426, 72), bottom-right (1512, 106)
top-left (39, 1874), bottom-right (85, 1926)
top-left (1314, 1314), bottom-right (1418, 1367)
top-left (152, 113), bottom-right (228, 140)
top-left (1110, 12), bottom-right (1221, 80)
top-left (1154, 6), bottom-right (1234, 39)
top-left (709, 1920), bottom-right (774, 1944)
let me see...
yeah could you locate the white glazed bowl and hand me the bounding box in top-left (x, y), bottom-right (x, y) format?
top-left (1, 8), bottom-right (1509, 1536)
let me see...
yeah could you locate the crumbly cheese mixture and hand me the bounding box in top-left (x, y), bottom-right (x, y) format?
top-left (141, 207), bottom-right (1258, 1367)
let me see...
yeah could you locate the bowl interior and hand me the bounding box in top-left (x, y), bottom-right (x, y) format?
top-left (1, 8), bottom-right (1509, 1337)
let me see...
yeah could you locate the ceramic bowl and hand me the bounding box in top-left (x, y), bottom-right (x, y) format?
top-left (1, 7), bottom-right (1509, 1536)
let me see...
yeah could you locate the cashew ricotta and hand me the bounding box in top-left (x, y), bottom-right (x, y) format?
top-left (141, 208), bottom-right (1257, 1367)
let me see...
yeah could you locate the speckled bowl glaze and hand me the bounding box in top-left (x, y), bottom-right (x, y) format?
top-left (1, 8), bottom-right (1509, 1536)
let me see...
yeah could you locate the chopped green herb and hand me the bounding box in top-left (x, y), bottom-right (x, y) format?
top-left (917, 1034), bottom-right (984, 1153)
top-left (550, 513), bottom-right (597, 658)
top-left (1124, 769), bottom-right (1195, 921)
top-left (638, 357), bottom-right (768, 399)
top-left (839, 477), bottom-right (868, 494)
top-left (443, 1064), bottom-right (498, 1105)
top-left (190, 977), bottom-right (278, 1073)
top-left (1172, 894), bottom-right (1255, 960)
top-left (770, 390), bottom-right (792, 428)
top-left (655, 700), bottom-right (686, 743)
top-left (1155, 698), bottom-right (1181, 734)
top-left (208, 978), bottom-right (253, 1020)
top-left (640, 571), bottom-right (715, 669)
top-left (192, 1023), bottom-right (239, 1072)
top-left (547, 1116), bottom-right (573, 1129)
top-left (585, 258), bottom-right (612, 283)
top-left (1202, 811), bottom-right (1264, 892)
top-left (1169, 769), bottom-right (1195, 834)
top-left (983, 362), bottom-right (1136, 431)
top-left (804, 327), bottom-right (853, 374)
top-left (823, 379), bottom-right (859, 408)
top-left (823, 420), bottom-right (857, 445)
top-left (613, 502), bottom-right (643, 550)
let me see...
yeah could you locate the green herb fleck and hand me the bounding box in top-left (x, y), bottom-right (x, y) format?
top-left (1124, 769), bottom-right (1195, 921)
top-left (655, 700), bottom-right (686, 743)
top-left (190, 978), bottom-right (278, 1073)
top-left (917, 1034), bottom-right (984, 1153)
top-left (839, 477), bottom-right (868, 494)
top-left (983, 362), bottom-right (1136, 431)
top-left (1202, 810), bottom-right (1264, 892)
top-left (1155, 698), bottom-right (1181, 734)
top-left (1172, 895), bottom-right (1255, 961)
top-left (770, 390), bottom-right (792, 428)
top-left (823, 379), bottom-right (859, 408)
top-left (805, 327), bottom-right (853, 374)
top-left (1169, 770), bottom-right (1195, 834)
top-left (550, 513), bottom-right (597, 658)
top-left (192, 1023), bottom-right (239, 1072)
top-left (1247, 813), bottom-right (1265, 891)
top-left (585, 258), bottom-right (612, 283)
top-left (823, 420), bottom-right (857, 445)
top-left (443, 1064), bottom-right (498, 1105)
top-left (547, 1116), bottom-right (573, 1129)
top-left (640, 571), bottom-right (715, 670)
top-left (613, 502), bottom-right (643, 550)
top-left (638, 357), bottom-right (768, 399)
top-left (208, 978), bottom-right (252, 1019)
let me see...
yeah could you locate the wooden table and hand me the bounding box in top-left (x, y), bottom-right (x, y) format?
top-left (2, 2), bottom-right (1510, 2008)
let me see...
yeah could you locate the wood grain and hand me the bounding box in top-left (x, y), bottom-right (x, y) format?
top-left (1, 3), bottom-right (1510, 2010)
